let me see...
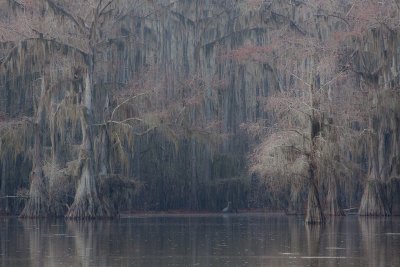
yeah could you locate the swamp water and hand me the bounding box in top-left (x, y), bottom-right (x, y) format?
top-left (1, 213), bottom-right (400, 266)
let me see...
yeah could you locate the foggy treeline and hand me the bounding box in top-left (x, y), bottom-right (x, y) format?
top-left (0, 0), bottom-right (399, 221)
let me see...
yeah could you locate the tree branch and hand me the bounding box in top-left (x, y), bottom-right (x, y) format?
top-left (110, 92), bottom-right (148, 120)
top-left (45, 0), bottom-right (87, 33)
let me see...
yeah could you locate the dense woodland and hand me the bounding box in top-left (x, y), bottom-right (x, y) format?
top-left (0, 0), bottom-right (399, 222)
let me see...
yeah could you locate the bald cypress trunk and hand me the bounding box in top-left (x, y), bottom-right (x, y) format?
top-left (305, 134), bottom-right (325, 223)
top-left (0, 158), bottom-right (8, 214)
top-left (20, 122), bottom-right (48, 217)
top-left (65, 129), bottom-right (108, 219)
top-left (326, 179), bottom-right (345, 216)
top-left (305, 167), bottom-right (325, 224)
top-left (48, 105), bottom-right (68, 217)
top-left (287, 184), bottom-right (305, 215)
top-left (66, 57), bottom-right (114, 219)
top-left (305, 80), bottom-right (325, 224)
top-left (359, 179), bottom-right (390, 216)
top-left (388, 177), bottom-right (400, 215)
top-left (20, 162), bottom-right (48, 217)
top-left (359, 128), bottom-right (391, 216)
top-left (20, 77), bottom-right (49, 218)
top-left (190, 138), bottom-right (199, 210)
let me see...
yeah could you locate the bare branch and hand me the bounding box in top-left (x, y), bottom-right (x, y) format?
top-left (110, 92), bottom-right (148, 121)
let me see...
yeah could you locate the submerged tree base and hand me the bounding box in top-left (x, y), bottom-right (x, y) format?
top-left (20, 170), bottom-right (49, 218)
top-left (326, 201), bottom-right (345, 216)
top-left (388, 177), bottom-right (400, 216)
top-left (66, 194), bottom-right (115, 219)
top-left (326, 192), bottom-right (345, 216)
top-left (359, 179), bottom-right (391, 216)
top-left (20, 199), bottom-right (49, 218)
top-left (325, 181), bottom-right (345, 216)
top-left (305, 183), bottom-right (326, 224)
top-left (49, 201), bottom-right (69, 218)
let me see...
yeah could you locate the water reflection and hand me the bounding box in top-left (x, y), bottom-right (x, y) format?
top-left (359, 217), bottom-right (400, 267)
top-left (1, 214), bottom-right (399, 266)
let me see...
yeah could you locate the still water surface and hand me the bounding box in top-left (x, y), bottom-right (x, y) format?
top-left (1, 213), bottom-right (400, 267)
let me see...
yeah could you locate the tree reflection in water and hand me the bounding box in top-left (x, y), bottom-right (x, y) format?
top-left (0, 214), bottom-right (397, 266)
top-left (359, 217), bottom-right (400, 267)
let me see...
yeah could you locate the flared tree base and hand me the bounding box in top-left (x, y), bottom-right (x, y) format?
top-left (326, 181), bottom-right (345, 216)
top-left (326, 201), bottom-right (345, 216)
top-left (49, 201), bottom-right (68, 217)
top-left (388, 177), bottom-right (400, 216)
top-left (359, 179), bottom-right (391, 216)
top-left (20, 197), bottom-right (49, 218)
top-left (66, 193), bottom-right (115, 219)
top-left (20, 171), bottom-right (49, 218)
top-left (305, 183), bottom-right (326, 224)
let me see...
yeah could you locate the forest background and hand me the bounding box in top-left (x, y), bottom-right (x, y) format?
top-left (0, 0), bottom-right (399, 221)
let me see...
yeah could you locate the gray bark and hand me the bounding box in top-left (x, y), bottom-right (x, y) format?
top-left (359, 179), bottom-right (390, 216)
top-left (305, 179), bottom-right (326, 224)
top-left (326, 179), bottom-right (345, 216)
top-left (66, 59), bottom-right (114, 219)
top-left (20, 77), bottom-right (49, 218)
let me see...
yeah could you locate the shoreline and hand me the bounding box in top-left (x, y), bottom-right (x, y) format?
top-left (0, 209), bottom-right (290, 219)
top-left (118, 209), bottom-right (288, 218)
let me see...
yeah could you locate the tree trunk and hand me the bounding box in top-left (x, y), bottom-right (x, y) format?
top-left (326, 179), bottom-right (345, 216)
top-left (66, 59), bottom-right (114, 219)
top-left (388, 177), bottom-right (400, 216)
top-left (65, 154), bottom-right (109, 218)
top-left (97, 124), bottom-right (115, 212)
top-left (190, 138), bottom-right (199, 210)
top-left (98, 125), bottom-right (110, 177)
top-left (48, 105), bottom-right (68, 217)
top-left (66, 109), bottom-right (113, 219)
top-left (305, 180), bottom-right (326, 224)
top-left (359, 130), bottom-right (390, 216)
top-left (0, 158), bottom-right (8, 214)
top-left (20, 165), bottom-right (49, 218)
top-left (286, 183), bottom-right (305, 215)
top-left (20, 124), bottom-right (49, 217)
top-left (359, 179), bottom-right (391, 216)
top-left (20, 77), bottom-right (49, 218)
top-left (305, 78), bottom-right (325, 224)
